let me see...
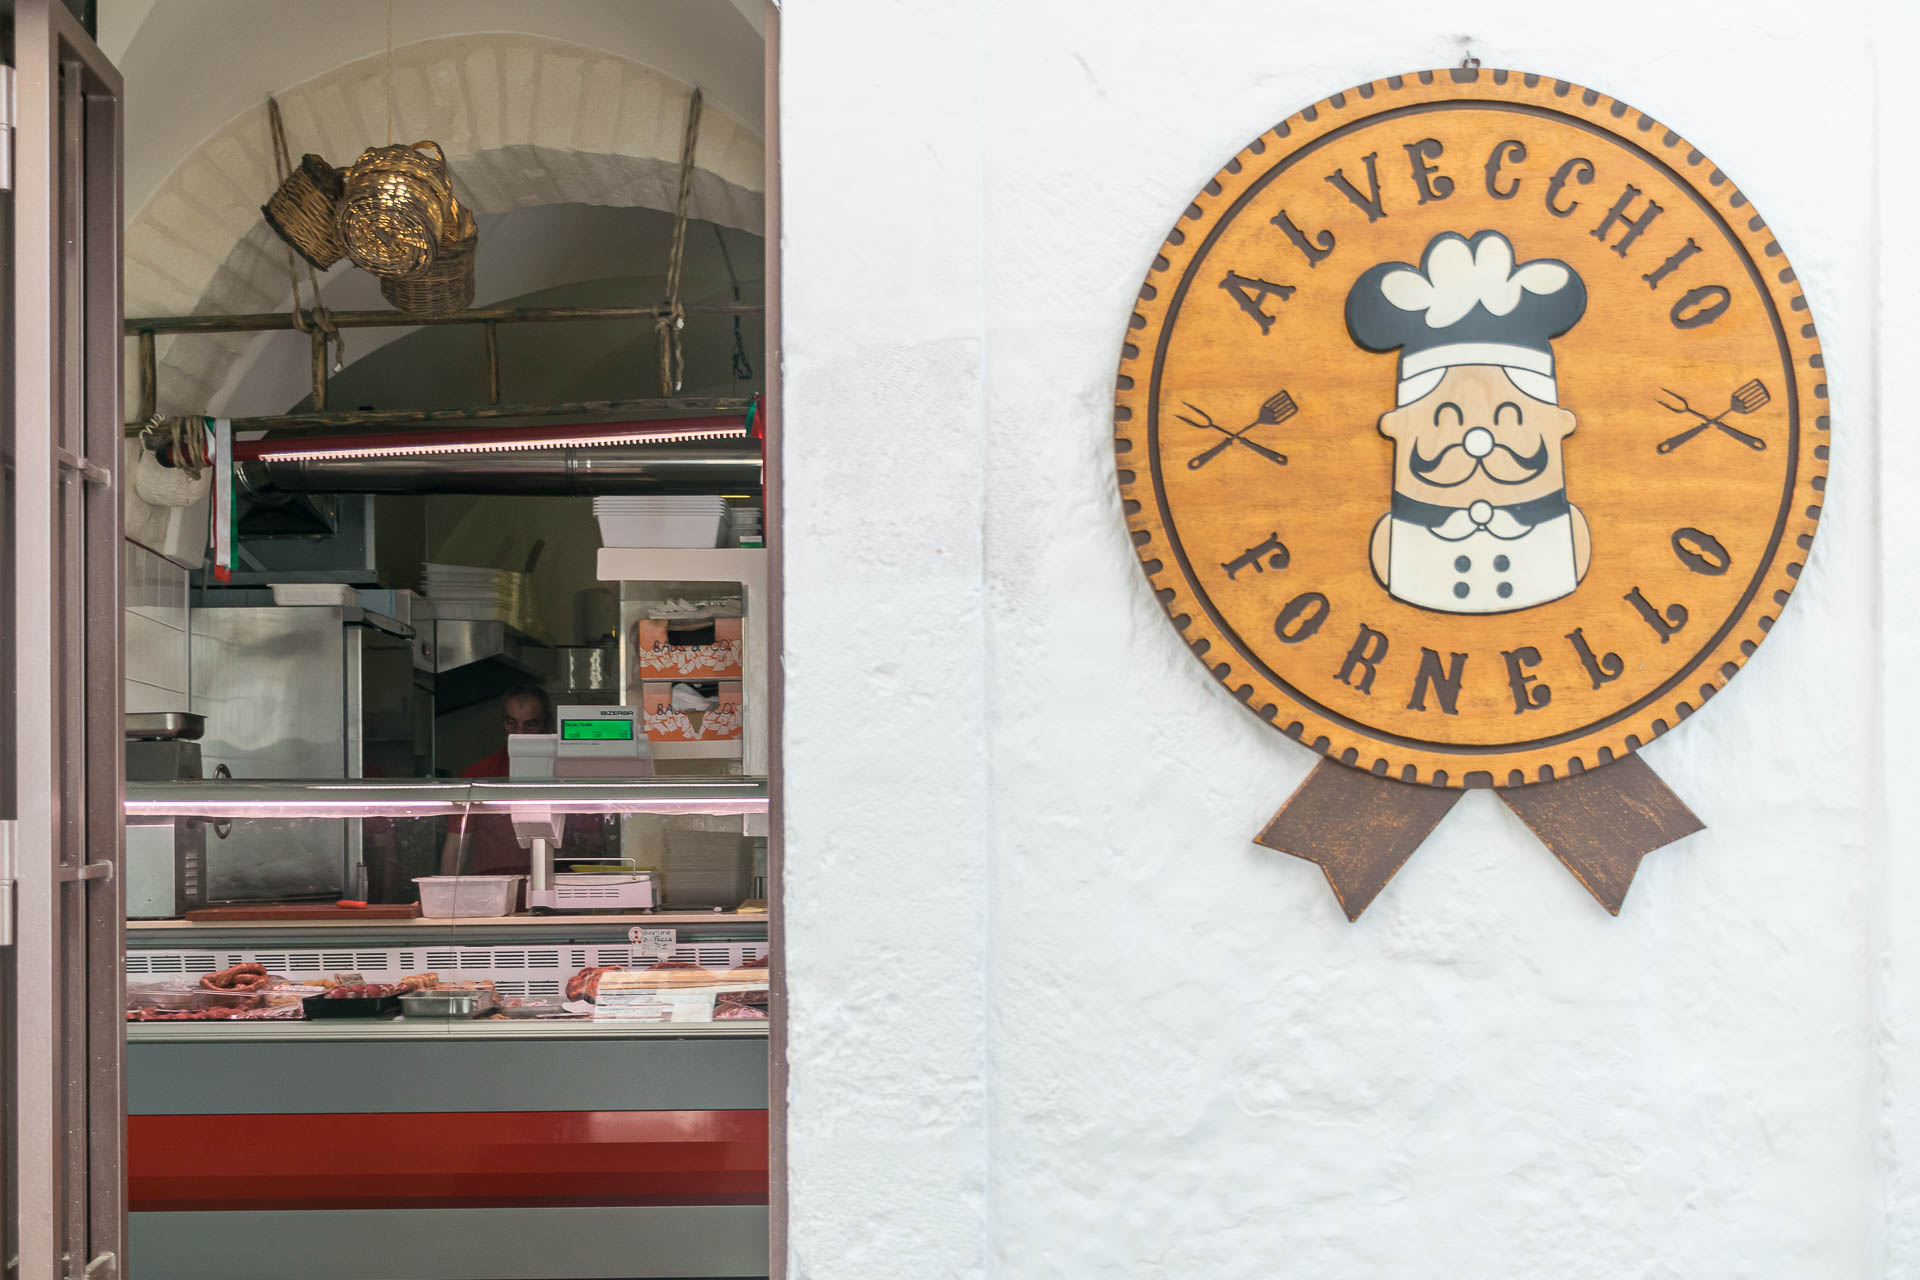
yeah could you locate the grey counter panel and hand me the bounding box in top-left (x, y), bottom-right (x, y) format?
top-left (129, 1206), bottom-right (769, 1279)
top-left (129, 1034), bottom-right (768, 1114)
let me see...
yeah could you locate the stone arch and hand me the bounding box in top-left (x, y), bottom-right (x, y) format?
top-left (127, 32), bottom-right (764, 411)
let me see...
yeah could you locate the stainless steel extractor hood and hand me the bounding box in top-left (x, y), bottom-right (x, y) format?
top-left (430, 619), bottom-right (553, 713)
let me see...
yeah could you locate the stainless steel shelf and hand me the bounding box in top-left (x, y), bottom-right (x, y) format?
top-left (125, 775), bottom-right (769, 818)
top-left (124, 1017), bottom-right (768, 1043)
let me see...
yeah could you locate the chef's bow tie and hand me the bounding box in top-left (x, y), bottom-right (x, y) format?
top-left (1391, 489), bottom-right (1569, 541)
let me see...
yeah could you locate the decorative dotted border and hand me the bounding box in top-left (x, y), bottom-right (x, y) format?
top-left (1114, 67), bottom-right (1829, 789)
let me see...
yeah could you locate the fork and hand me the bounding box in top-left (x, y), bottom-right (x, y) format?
top-left (1186, 391), bottom-right (1295, 469)
top-left (1656, 380), bottom-right (1769, 453)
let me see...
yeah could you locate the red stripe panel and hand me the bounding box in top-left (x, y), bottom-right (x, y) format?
top-left (129, 1111), bottom-right (769, 1212)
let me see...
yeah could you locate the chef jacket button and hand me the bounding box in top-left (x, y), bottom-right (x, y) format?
top-left (1453, 582), bottom-right (1470, 600)
top-left (1454, 555), bottom-right (1471, 572)
top-left (1494, 555), bottom-right (1510, 572)
top-left (1497, 582), bottom-right (1513, 600)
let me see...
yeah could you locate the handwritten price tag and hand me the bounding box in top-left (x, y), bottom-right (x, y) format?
top-left (628, 926), bottom-right (677, 957)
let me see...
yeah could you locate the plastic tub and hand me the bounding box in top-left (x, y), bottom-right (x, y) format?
top-left (269, 582), bottom-right (355, 606)
top-left (413, 875), bottom-right (523, 918)
top-left (499, 995), bottom-right (576, 1020)
top-left (127, 981), bottom-right (267, 1012)
top-left (593, 511), bottom-right (729, 549)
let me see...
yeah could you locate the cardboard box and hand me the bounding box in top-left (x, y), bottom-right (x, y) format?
top-left (633, 616), bottom-right (742, 679)
top-left (641, 680), bottom-right (743, 743)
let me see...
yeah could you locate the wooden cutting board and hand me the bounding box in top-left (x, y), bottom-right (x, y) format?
top-left (183, 903), bottom-right (421, 922)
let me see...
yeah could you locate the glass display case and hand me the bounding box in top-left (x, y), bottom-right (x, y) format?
top-left (122, 777), bottom-right (771, 1280)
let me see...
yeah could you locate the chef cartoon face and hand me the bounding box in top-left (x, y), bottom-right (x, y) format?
top-left (1346, 231), bottom-right (1593, 615)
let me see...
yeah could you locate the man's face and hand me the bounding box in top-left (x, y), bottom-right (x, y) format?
top-left (503, 696), bottom-right (549, 736)
top-left (1376, 364), bottom-right (1576, 505)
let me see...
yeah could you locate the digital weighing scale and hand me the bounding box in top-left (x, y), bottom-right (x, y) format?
top-left (509, 705), bottom-right (655, 911)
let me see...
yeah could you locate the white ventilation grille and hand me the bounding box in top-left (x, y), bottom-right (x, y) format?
top-left (127, 949), bottom-right (409, 983)
top-left (128, 942), bottom-right (768, 987)
top-left (126, 952), bottom-right (217, 976)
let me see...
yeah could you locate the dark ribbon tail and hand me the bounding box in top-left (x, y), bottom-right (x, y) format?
top-left (1255, 759), bottom-right (1463, 920)
top-left (1256, 754), bottom-right (1704, 920)
top-left (1497, 754), bottom-right (1703, 914)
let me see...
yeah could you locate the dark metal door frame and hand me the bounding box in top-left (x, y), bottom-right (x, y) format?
top-left (760, 6), bottom-right (787, 1277)
top-left (6, 2), bottom-right (124, 1276)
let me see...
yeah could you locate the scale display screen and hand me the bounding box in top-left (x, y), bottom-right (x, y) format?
top-left (561, 718), bottom-right (635, 741)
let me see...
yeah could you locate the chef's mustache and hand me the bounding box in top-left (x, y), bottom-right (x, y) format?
top-left (1407, 437), bottom-right (1551, 487)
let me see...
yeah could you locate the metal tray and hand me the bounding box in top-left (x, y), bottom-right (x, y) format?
top-left (497, 996), bottom-right (576, 1020)
top-left (124, 712), bottom-right (205, 741)
top-left (301, 993), bottom-right (401, 1020)
top-left (397, 989), bottom-right (497, 1019)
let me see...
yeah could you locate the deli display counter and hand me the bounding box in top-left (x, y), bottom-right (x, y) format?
top-left (123, 777), bottom-right (771, 1280)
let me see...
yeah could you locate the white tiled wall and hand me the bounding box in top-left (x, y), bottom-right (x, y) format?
top-left (125, 541), bottom-right (190, 713)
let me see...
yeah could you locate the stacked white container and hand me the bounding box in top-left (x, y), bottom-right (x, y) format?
top-left (593, 496), bottom-right (732, 548)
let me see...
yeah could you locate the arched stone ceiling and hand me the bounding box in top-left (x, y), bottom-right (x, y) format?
top-left (106, 0), bottom-right (767, 212)
top-left (218, 205), bottom-right (763, 419)
top-left (127, 31), bottom-right (765, 414)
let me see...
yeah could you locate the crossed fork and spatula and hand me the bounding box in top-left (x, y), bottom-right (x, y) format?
top-left (1655, 379), bottom-right (1769, 454)
top-left (1179, 391), bottom-right (1296, 469)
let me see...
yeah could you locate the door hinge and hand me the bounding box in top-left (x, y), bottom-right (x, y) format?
top-left (0, 65), bottom-right (14, 193)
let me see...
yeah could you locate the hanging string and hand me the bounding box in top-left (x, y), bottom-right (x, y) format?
top-left (385, 0), bottom-right (395, 146)
top-left (167, 413), bottom-right (210, 478)
top-left (657, 86), bottom-right (703, 395)
top-left (139, 413), bottom-right (211, 477)
top-left (713, 223), bottom-right (754, 383)
top-left (266, 95), bottom-right (344, 372)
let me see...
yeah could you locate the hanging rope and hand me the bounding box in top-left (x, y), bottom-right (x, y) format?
top-left (169, 414), bottom-right (211, 477)
top-left (657, 86), bottom-right (703, 395)
top-left (384, 0), bottom-right (395, 146)
top-left (713, 223), bottom-right (754, 383)
top-left (139, 413), bottom-right (211, 478)
top-left (266, 95), bottom-right (344, 374)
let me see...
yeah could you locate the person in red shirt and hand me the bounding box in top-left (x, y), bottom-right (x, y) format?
top-left (438, 686), bottom-right (603, 877)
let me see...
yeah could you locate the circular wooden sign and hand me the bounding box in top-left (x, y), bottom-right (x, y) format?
top-left (1116, 68), bottom-right (1827, 788)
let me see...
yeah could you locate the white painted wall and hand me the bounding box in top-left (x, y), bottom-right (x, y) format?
top-left (780, 1), bottom-right (1915, 1275)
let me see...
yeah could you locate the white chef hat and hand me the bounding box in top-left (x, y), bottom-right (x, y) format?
top-left (1345, 231), bottom-right (1587, 405)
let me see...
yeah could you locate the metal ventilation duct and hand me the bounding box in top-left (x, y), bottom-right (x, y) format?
top-left (237, 438), bottom-right (763, 497)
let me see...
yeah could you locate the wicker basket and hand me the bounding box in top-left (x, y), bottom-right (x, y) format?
top-left (260, 153), bottom-right (346, 270)
top-left (379, 205), bottom-right (477, 317)
top-left (337, 140), bottom-right (459, 279)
